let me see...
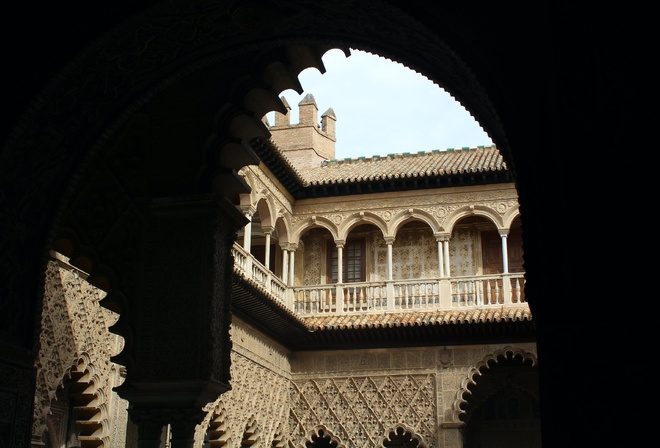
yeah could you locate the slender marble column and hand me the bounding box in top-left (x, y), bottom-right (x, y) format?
top-left (384, 237), bottom-right (395, 281)
top-left (264, 232), bottom-right (271, 269)
top-left (336, 242), bottom-right (344, 284)
top-left (500, 231), bottom-right (509, 274)
top-left (436, 238), bottom-right (444, 277)
top-left (443, 239), bottom-right (451, 277)
top-left (288, 244), bottom-right (297, 286)
top-left (240, 206), bottom-right (255, 252)
top-left (281, 245), bottom-right (289, 284)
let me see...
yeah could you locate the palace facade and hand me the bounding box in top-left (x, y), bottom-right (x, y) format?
top-left (33, 94), bottom-right (538, 447)
top-left (2, 2), bottom-right (648, 446)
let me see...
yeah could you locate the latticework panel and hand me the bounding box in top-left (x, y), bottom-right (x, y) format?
top-left (289, 374), bottom-right (436, 448)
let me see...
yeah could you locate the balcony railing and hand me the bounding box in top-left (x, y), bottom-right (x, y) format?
top-left (232, 243), bottom-right (288, 304)
top-left (232, 243), bottom-right (526, 317)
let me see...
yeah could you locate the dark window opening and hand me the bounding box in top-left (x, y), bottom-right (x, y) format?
top-left (328, 238), bottom-right (365, 283)
top-left (306, 429), bottom-right (338, 448)
top-left (383, 427), bottom-right (420, 448)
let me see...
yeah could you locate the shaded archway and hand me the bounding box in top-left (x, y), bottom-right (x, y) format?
top-left (459, 352), bottom-right (541, 448)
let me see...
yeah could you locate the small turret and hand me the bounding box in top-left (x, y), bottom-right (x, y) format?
top-left (267, 93), bottom-right (337, 169)
top-left (274, 96), bottom-right (291, 127)
top-left (321, 107), bottom-right (336, 140)
top-left (298, 93), bottom-right (318, 127)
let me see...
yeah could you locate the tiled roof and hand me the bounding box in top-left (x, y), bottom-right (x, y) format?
top-left (299, 146), bottom-right (506, 186)
top-left (301, 305), bottom-right (532, 331)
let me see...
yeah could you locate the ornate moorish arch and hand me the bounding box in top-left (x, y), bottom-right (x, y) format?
top-left (450, 345), bottom-right (538, 423)
top-left (274, 215), bottom-right (293, 246)
top-left (1, 0), bottom-right (509, 441)
top-left (41, 355), bottom-right (112, 448)
top-left (502, 210), bottom-right (522, 230)
top-left (238, 167), bottom-right (289, 228)
top-left (388, 208), bottom-right (440, 238)
top-left (254, 195), bottom-right (277, 230)
top-left (202, 407), bottom-right (231, 447)
top-left (444, 205), bottom-right (505, 234)
top-left (381, 423), bottom-right (428, 448)
top-left (291, 215), bottom-right (339, 245)
top-left (8, 0), bottom-right (500, 318)
top-left (337, 211), bottom-right (388, 241)
top-left (304, 426), bottom-right (345, 448)
top-left (33, 255), bottom-right (124, 447)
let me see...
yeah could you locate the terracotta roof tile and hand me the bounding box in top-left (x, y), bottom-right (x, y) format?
top-left (301, 305), bottom-right (532, 331)
top-left (298, 146), bottom-right (506, 186)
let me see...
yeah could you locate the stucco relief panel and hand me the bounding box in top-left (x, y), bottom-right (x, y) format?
top-left (197, 321), bottom-right (292, 447)
top-left (391, 224), bottom-right (438, 279)
top-left (300, 229), bottom-right (325, 285)
top-left (370, 231), bottom-right (387, 281)
top-left (198, 353), bottom-right (291, 448)
top-left (448, 228), bottom-right (479, 276)
top-left (34, 256), bottom-right (127, 444)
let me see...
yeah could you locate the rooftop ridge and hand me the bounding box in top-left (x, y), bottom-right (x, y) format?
top-left (322, 145), bottom-right (495, 165)
top-left (299, 144), bottom-right (508, 188)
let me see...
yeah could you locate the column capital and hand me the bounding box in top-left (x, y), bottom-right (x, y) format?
top-left (383, 236), bottom-right (395, 244)
top-left (434, 233), bottom-right (450, 242)
top-left (239, 204), bottom-right (256, 217)
top-left (334, 239), bottom-right (345, 248)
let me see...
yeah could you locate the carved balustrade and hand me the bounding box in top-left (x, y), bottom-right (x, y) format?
top-left (232, 244), bottom-right (288, 306)
top-left (232, 243), bottom-right (526, 317)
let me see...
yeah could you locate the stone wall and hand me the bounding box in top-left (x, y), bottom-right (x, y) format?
top-left (289, 343), bottom-right (538, 448)
top-left (36, 254), bottom-right (537, 448)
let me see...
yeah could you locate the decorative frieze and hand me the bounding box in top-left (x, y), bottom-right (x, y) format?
top-left (289, 186), bottom-right (519, 243)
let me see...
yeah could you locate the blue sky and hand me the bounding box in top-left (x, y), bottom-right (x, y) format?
top-left (267, 48), bottom-right (493, 160)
